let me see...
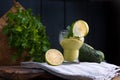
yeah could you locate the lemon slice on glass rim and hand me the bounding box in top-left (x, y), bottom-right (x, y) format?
top-left (45, 49), bottom-right (64, 66)
top-left (73, 20), bottom-right (89, 37)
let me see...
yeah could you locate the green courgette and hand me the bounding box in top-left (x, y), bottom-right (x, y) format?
top-left (79, 43), bottom-right (105, 63)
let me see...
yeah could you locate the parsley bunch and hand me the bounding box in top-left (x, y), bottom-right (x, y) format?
top-left (3, 8), bottom-right (50, 62)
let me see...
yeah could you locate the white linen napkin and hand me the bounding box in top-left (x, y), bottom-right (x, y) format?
top-left (21, 62), bottom-right (120, 80)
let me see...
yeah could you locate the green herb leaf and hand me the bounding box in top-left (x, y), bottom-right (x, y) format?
top-left (2, 8), bottom-right (50, 62)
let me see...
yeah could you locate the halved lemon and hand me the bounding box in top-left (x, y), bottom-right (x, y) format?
top-left (45, 49), bottom-right (64, 66)
top-left (73, 20), bottom-right (89, 37)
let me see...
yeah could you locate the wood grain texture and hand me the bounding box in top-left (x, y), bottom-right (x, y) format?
top-left (113, 76), bottom-right (120, 80)
top-left (0, 2), bottom-right (27, 66)
top-left (0, 66), bottom-right (65, 80)
top-left (0, 66), bottom-right (119, 80)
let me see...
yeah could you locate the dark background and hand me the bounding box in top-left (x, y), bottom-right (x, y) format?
top-left (0, 0), bottom-right (120, 66)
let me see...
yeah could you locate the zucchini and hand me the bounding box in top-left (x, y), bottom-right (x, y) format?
top-left (79, 43), bottom-right (105, 63)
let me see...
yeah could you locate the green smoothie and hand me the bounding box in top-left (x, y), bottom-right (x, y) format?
top-left (60, 38), bottom-right (84, 62)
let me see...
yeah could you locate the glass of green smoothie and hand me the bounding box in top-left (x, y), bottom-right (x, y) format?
top-left (59, 30), bottom-right (84, 63)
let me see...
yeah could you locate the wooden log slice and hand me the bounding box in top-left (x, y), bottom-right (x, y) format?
top-left (0, 1), bottom-right (27, 66)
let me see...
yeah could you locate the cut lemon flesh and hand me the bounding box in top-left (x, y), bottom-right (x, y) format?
top-left (73, 20), bottom-right (89, 37)
top-left (45, 49), bottom-right (64, 66)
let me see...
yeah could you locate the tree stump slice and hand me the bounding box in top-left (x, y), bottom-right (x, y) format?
top-left (0, 1), bottom-right (27, 66)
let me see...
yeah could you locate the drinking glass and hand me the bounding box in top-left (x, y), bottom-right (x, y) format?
top-left (59, 30), bottom-right (68, 43)
top-left (59, 30), bottom-right (84, 63)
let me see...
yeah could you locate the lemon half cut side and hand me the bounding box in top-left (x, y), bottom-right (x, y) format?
top-left (45, 49), bottom-right (64, 66)
top-left (73, 20), bottom-right (89, 37)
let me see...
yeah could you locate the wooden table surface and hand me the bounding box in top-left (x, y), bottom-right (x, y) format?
top-left (0, 66), bottom-right (119, 80)
top-left (0, 66), bottom-right (65, 80)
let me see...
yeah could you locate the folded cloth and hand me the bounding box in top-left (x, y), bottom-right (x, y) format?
top-left (21, 62), bottom-right (120, 80)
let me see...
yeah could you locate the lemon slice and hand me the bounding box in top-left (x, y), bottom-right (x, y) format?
top-left (45, 49), bottom-right (64, 66)
top-left (73, 20), bottom-right (89, 37)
